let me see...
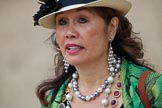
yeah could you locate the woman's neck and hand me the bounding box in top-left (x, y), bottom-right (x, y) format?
top-left (74, 60), bottom-right (109, 95)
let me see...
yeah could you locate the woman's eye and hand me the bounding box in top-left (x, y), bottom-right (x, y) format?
top-left (58, 19), bottom-right (67, 25)
top-left (78, 17), bottom-right (88, 23)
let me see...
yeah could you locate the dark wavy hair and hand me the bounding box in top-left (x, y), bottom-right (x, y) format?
top-left (36, 7), bottom-right (147, 106)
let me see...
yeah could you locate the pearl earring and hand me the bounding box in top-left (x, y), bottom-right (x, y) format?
top-left (63, 59), bottom-right (69, 73)
top-left (108, 43), bottom-right (121, 76)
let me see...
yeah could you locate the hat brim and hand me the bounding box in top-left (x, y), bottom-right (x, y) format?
top-left (38, 0), bottom-right (131, 29)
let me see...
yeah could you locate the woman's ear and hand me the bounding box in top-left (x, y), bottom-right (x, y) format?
top-left (108, 17), bottom-right (119, 41)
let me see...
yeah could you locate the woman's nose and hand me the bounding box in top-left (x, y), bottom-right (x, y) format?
top-left (65, 24), bottom-right (78, 39)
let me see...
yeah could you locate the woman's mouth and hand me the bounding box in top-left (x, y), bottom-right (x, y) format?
top-left (66, 44), bottom-right (84, 55)
top-left (67, 46), bottom-right (80, 50)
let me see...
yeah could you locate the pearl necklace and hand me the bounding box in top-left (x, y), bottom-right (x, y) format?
top-left (64, 45), bottom-right (121, 108)
top-left (67, 72), bottom-right (115, 101)
top-left (66, 58), bottom-right (121, 108)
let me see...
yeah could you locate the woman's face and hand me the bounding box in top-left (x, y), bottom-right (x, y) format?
top-left (55, 8), bottom-right (115, 66)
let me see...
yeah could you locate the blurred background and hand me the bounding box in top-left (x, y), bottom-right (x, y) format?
top-left (0, 0), bottom-right (162, 108)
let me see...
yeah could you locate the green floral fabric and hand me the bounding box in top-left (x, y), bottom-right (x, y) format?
top-left (41, 59), bottom-right (162, 108)
top-left (121, 60), bottom-right (162, 108)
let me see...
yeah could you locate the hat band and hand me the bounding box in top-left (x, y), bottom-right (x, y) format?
top-left (58, 0), bottom-right (97, 8)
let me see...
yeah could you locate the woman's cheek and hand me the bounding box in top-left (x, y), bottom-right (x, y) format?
top-left (56, 38), bottom-right (66, 55)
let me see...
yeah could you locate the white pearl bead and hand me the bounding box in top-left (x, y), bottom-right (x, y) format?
top-left (101, 98), bottom-right (108, 106)
top-left (66, 93), bottom-right (72, 101)
top-left (105, 88), bottom-right (111, 94)
top-left (66, 106), bottom-right (71, 108)
top-left (109, 64), bottom-right (112, 67)
top-left (97, 87), bottom-right (103, 93)
top-left (68, 83), bottom-right (72, 88)
top-left (65, 66), bottom-right (68, 69)
top-left (73, 81), bottom-right (77, 85)
top-left (75, 91), bottom-right (80, 95)
top-left (85, 96), bottom-right (91, 101)
top-left (72, 73), bottom-right (78, 78)
top-left (112, 73), bottom-right (115, 76)
top-left (107, 76), bottom-right (114, 84)
top-left (116, 64), bottom-right (120, 68)
top-left (109, 67), bottom-right (115, 72)
top-left (113, 59), bottom-right (116, 63)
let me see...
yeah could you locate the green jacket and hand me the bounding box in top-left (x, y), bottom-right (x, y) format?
top-left (41, 59), bottom-right (162, 108)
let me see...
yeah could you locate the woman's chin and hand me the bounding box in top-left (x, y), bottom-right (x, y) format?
top-left (67, 58), bottom-right (86, 67)
top-left (65, 55), bottom-right (86, 66)
top-left (68, 60), bottom-right (81, 66)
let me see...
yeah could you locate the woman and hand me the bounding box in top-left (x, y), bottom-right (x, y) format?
top-left (33, 0), bottom-right (162, 108)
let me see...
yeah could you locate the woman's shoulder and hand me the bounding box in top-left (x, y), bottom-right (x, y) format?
top-left (121, 59), bottom-right (149, 78)
top-left (145, 71), bottom-right (162, 107)
top-left (121, 59), bottom-right (162, 90)
top-left (41, 78), bottom-right (70, 108)
top-left (126, 59), bottom-right (162, 107)
top-left (125, 59), bottom-right (162, 79)
top-left (121, 59), bottom-right (162, 107)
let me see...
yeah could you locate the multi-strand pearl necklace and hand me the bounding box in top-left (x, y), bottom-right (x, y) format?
top-left (64, 57), bottom-right (121, 107)
top-left (67, 72), bottom-right (114, 101)
top-left (61, 45), bottom-right (121, 108)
